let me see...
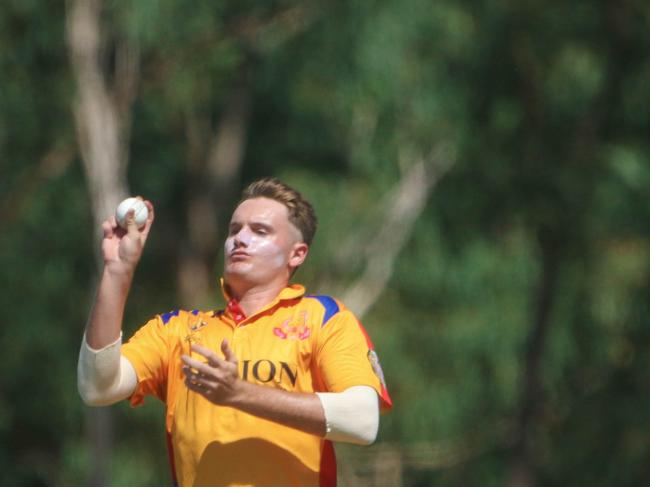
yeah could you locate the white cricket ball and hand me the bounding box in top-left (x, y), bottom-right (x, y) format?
top-left (115, 197), bottom-right (148, 229)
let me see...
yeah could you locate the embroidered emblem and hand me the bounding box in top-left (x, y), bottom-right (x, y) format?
top-left (273, 312), bottom-right (311, 340)
top-left (368, 350), bottom-right (387, 388)
top-left (184, 317), bottom-right (208, 348)
top-left (190, 318), bottom-right (208, 332)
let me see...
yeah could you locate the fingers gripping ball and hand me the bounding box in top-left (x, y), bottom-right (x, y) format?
top-left (115, 197), bottom-right (148, 229)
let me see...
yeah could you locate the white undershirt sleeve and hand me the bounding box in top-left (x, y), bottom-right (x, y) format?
top-left (316, 385), bottom-right (380, 445)
top-left (77, 333), bottom-right (138, 406)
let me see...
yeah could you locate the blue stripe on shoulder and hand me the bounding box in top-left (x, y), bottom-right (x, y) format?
top-left (307, 295), bottom-right (340, 327)
top-left (191, 309), bottom-right (199, 315)
top-left (161, 309), bottom-right (180, 325)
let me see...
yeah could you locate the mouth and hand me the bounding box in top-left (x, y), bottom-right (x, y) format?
top-left (229, 251), bottom-right (250, 260)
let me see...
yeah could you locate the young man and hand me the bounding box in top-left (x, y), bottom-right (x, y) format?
top-left (78, 178), bottom-right (392, 487)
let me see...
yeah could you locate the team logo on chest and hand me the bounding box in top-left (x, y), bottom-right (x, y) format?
top-left (273, 311), bottom-right (311, 340)
top-left (184, 317), bottom-right (208, 348)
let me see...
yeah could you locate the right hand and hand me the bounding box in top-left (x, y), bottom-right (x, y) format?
top-left (101, 198), bottom-right (155, 276)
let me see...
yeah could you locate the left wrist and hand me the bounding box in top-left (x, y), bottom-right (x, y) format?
top-left (226, 378), bottom-right (249, 407)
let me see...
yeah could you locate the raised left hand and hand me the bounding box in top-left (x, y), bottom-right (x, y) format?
top-left (181, 339), bottom-right (241, 405)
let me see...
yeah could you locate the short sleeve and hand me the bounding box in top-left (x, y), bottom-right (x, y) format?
top-left (121, 315), bottom-right (170, 406)
top-left (314, 309), bottom-right (392, 412)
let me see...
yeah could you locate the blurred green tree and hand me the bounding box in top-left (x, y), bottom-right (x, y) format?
top-left (2, 0), bottom-right (650, 486)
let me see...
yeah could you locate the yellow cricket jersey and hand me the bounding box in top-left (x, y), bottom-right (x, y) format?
top-left (122, 283), bottom-right (392, 487)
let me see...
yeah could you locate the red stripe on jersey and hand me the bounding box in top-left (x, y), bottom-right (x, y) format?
top-left (319, 440), bottom-right (337, 487)
top-left (166, 431), bottom-right (179, 487)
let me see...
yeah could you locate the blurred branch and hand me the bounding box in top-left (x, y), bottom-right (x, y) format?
top-left (232, 3), bottom-right (318, 53)
top-left (509, 231), bottom-right (561, 487)
top-left (148, 3), bottom-right (317, 87)
top-left (178, 63), bottom-right (252, 306)
top-left (326, 145), bottom-right (456, 319)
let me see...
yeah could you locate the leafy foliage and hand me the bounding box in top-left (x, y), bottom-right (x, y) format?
top-left (2, 0), bottom-right (650, 485)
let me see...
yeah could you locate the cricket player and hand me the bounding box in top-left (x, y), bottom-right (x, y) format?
top-left (78, 178), bottom-right (392, 487)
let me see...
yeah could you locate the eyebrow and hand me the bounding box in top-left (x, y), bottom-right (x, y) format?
top-left (250, 221), bottom-right (274, 231)
top-left (228, 220), bottom-right (275, 230)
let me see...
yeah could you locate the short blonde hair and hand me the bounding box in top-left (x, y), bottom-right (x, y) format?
top-left (240, 177), bottom-right (318, 245)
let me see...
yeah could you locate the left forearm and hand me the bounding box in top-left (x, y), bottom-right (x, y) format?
top-left (230, 381), bottom-right (326, 437)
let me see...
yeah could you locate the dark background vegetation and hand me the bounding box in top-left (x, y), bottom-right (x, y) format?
top-left (2, 0), bottom-right (650, 485)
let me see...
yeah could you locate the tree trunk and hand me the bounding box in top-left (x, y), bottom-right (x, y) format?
top-left (508, 230), bottom-right (561, 487)
top-left (65, 1), bottom-right (139, 485)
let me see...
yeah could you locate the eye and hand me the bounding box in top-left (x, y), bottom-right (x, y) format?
top-left (228, 224), bottom-right (241, 236)
top-left (252, 224), bottom-right (271, 235)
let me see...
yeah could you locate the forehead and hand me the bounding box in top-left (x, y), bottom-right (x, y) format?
top-left (230, 197), bottom-right (290, 225)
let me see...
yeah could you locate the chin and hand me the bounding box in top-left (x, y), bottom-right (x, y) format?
top-left (225, 261), bottom-right (251, 274)
top-left (224, 267), bottom-right (259, 286)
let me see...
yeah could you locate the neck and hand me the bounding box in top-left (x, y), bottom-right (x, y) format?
top-left (226, 278), bottom-right (289, 317)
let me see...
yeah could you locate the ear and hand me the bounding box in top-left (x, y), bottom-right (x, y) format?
top-left (289, 242), bottom-right (309, 269)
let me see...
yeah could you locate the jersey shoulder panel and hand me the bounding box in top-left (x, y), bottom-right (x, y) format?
top-left (159, 309), bottom-right (181, 325)
top-left (156, 308), bottom-right (208, 330)
top-left (304, 295), bottom-right (346, 327)
top-left (159, 308), bottom-right (203, 322)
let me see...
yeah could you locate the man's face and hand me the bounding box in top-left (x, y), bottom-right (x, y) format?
top-left (224, 197), bottom-right (307, 286)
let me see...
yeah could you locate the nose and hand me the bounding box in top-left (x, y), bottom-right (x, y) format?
top-left (232, 226), bottom-right (252, 248)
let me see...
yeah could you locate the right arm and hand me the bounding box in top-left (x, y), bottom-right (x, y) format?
top-left (78, 200), bottom-right (154, 406)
